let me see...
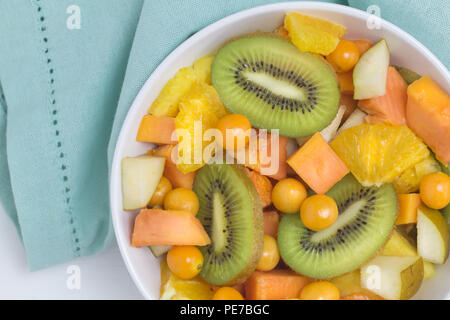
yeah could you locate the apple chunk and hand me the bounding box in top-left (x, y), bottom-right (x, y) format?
top-left (361, 256), bottom-right (424, 300)
top-left (417, 206), bottom-right (449, 264)
top-left (353, 39), bottom-right (390, 99)
top-left (121, 155), bottom-right (165, 210)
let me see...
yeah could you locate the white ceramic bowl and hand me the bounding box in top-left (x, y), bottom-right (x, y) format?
top-left (110, 2), bottom-right (450, 300)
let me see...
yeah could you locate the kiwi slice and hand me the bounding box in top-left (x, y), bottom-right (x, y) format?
top-left (193, 164), bottom-right (263, 285)
top-left (211, 36), bottom-right (340, 138)
top-left (278, 174), bottom-right (397, 279)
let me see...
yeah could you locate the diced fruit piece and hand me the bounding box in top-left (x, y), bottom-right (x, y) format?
top-left (358, 67), bottom-right (407, 125)
top-left (246, 169), bottom-right (273, 208)
top-left (244, 270), bottom-right (311, 300)
top-left (160, 260), bottom-right (214, 300)
top-left (394, 155), bottom-right (441, 193)
top-left (164, 187), bottom-right (199, 216)
top-left (326, 40), bottom-right (360, 72)
top-left (396, 194), bottom-right (422, 225)
top-left (149, 176), bottom-right (173, 207)
top-left (361, 256), bottom-right (424, 300)
top-left (149, 145), bottom-right (196, 189)
top-left (331, 270), bottom-right (383, 299)
top-left (136, 115), bottom-right (176, 145)
top-left (216, 114), bottom-right (251, 151)
top-left (213, 287), bottom-right (244, 300)
top-left (300, 195), bottom-right (338, 231)
top-left (256, 235), bottom-right (280, 271)
top-left (149, 67), bottom-right (197, 117)
top-left (295, 105), bottom-right (346, 146)
top-left (288, 132), bottom-right (349, 194)
top-left (394, 66), bottom-right (421, 85)
top-left (263, 211), bottom-right (280, 238)
top-left (330, 124), bottom-right (430, 186)
top-left (352, 39), bottom-right (372, 55)
top-left (419, 172), bottom-right (450, 210)
top-left (272, 178), bottom-right (307, 213)
top-left (340, 94), bottom-right (357, 121)
top-left (423, 261), bottom-right (435, 280)
top-left (193, 54), bottom-right (214, 84)
top-left (353, 39), bottom-right (390, 100)
top-left (167, 246), bottom-right (204, 280)
top-left (381, 228), bottom-right (436, 280)
top-left (417, 206), bottom-right (449, 264)
top-left (121, 155), bottom-right (165, 210)
top-left (336, 108), bottom-right (366, 136)
top-left (175, 82), bottom-right (228, 173)
top-left (233, 133), bottom-right (288, 180)
top-left (149, 245), bottom-right (172, 258)
top-left (300, 281), bottom-right (340, 300)
top-left (337, 70), bottom-right (354, 94)
top-left (406, 76), bottom-right (450, 164)
top-left (131, 209), bottom-right (211, 247)
top-left (381, 229), bottom-right (417, 256)
top-left (284, 12), bottom-right (346, 55)
top-left (318, 105), bottom-right (347, 142)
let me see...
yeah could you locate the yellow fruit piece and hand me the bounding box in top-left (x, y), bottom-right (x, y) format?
top-left (175, 82), bottom-right (228, 173)
top-left (330, 124), bottom-right (430, 186)
top-left (149, 67), bottom-right (197, 117)
top-left (394, 156), bottom-right (441, 193)
top-left (193, 54), bottom-right (215, 84)
top-left (284, 12), bottom-right (346, 55)
top-left (160, 260), bottom-right (214, 300)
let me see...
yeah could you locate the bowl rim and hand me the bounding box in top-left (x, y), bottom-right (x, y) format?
top-left (110, 1), bottom-right (450, 299)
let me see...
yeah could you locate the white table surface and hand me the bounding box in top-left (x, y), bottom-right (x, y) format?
top-left (0, 204), bottom-right (142, 300)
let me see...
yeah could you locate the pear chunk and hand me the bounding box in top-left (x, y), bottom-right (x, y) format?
top-left (417, 206), bottom-right (449, 264)
top-left (121, 155), bottom-right (165, 210)
top-left (361, 256), bottom-right (424, 300)
top-left (353, 39), bottom-right (390, 99)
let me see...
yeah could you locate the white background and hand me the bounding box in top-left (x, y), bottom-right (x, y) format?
top-left (0, 204), bottom-right (142, 299)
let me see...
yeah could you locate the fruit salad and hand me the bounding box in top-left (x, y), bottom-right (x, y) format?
top-left (121, 12), bottom-right (450, 300)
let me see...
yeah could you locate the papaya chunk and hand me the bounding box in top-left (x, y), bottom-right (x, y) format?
top-left (131, 209), bottom-right (211, 247)
top-left (406, 76), bottom-right (450, 165)
top-left (136, 115), bottom-right (176, 145)
top-left (287, 132), bottom-right (349, 194)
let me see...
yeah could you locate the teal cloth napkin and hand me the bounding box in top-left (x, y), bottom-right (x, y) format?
top-left (0, 0), bottom-right (448, 270)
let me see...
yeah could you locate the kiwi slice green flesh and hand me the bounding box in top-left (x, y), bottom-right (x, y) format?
top-left (193, 164), bottom-right (263, 285)
top-left (394, 66), bottom-right (421, 85)
top-left (211, 36), bottom-right (340, 138)
top-left (278, 174), bottom-right (398, 279)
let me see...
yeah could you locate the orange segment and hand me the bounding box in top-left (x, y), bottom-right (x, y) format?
top-left (284, 12), bottom-right (346, 55)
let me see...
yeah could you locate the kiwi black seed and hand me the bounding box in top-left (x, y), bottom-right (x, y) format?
top-left (193, 164), bottom-right (264, 285)
top-left (211, 36), bottom-right (340, 138)
top-left (278, 174), bottom-right (398, 279)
